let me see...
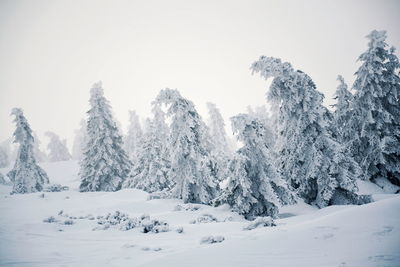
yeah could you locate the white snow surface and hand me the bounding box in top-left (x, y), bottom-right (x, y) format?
top-left (0, 161), bottom-right (399, 266)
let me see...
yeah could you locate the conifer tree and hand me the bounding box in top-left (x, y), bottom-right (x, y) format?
top-left (79, 82), bottom-right (132, 192)
top-left (72, 119), bottom-right (87, 160)
top-left (156, 88), bottom-right (218, 204)
top-left (350, 30), bottom-right (400, 186)
top-left (33, 132), bottom-right (47, 162)
top-left (7, 108), bottom-right (50, 194)
top-left (206, 102), bottom-right (232, 181)
top-left (251, 56), bottom-right (367, 207)
top-left (0, 145), bottom-right (9, 168)
top-left (215, 114), bottom-right (295, 218)
top-left (332, 75), bottom-right (354, 143)
top-left (124, 105), bottom-right (171, 192)
top-left (124, 110), bottom-right (143, 166)
top-left (45, 131), bottom-right (72, 162)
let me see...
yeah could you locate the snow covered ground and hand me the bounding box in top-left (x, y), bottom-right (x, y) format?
top-left (0, 161), bottom-right (399, 267)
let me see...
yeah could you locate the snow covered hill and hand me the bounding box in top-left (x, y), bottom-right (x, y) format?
top-left (0, 161), bottom-right (399, 267)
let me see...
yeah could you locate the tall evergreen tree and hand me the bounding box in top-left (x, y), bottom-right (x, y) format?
top-left (349, 30), bottom-right (400, 186)
top-left (124, 105), bottom-right (171, 192)
top-left (45, 131), bottom-right (72, 162)
top-left (331, 75), bottom-right (354, 143)
top-left (7, 108), bottom-right (50, 194)
top-left (156, 88), bottom-right (218, 204)
top-left (124, 110), bottom-right (143, 166)
top-left (79, 82), bottom-right (132, 192)
top-left (206, 102), bottom-right (232, 181)
top-left (215, 114), bottom-right (295, 219)
top-left (251, 56), bottom-right (367, 207)
top-left (72, 119), bottom-right (87, 160)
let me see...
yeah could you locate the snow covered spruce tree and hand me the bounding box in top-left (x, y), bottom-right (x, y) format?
top-left (251, 56), bottom-right (370, 207)
top-left (7, 108), bottom-right (50, 194)
top-left (33, 132), bottom-right (47, 162)
top-left (124, 110), bottom-right (143, 166)
top-left (156, 88), bottom-right (218, 204)
top-left (0, 144), bottom-right (9, 168)
top-left (45, 131), bottom-right (71, 162)
top-left (79, 82), bottom-right (132, 192)
top-left (123, 105), bottom-right (171, 192)
top-left (72, 119), bottom-right (87, 160)
top-left (349, 30), bottom-right (400, 186)
top-left (331, 75), bottom-right (354, 143)
top-left (206, 102), bottom-right (232, 181)
top-left (215, 114), bottom-right (295, 219)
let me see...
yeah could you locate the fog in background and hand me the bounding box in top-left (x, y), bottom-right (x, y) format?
top-left (0, 0), bottom-right (399, 150)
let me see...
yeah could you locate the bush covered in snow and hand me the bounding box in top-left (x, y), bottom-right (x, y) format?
top-left (43, 184), bottom-right (69, 192)
top-left (190, 213), bottom-right (218, 224)
top-left (200, 235), bottom-right (225, 244)
top-left (243, 216), bottom-right (276, 231)
top-left (95, 211), bottom-right (169, 233)
top-left (43, 216), bottom-right (58, 223)
top-left (173, 203), bottom-right (201, 211)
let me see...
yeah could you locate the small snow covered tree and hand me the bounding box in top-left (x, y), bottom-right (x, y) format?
top-left (7, 108), bottom-right (50, 194)
top-left (33, 132), bottom-right (47, 162)
top-left (215, 114), bottom-right (295, 219)
top-left (156, 88), bottom-right (218, 204)
top-left (45, 131), bottom-right (72, 162)
top-left (251, 56), bottom-right (366, 207)
top-left (349, 30), bottom-right (400, 186)
top-left (0, 172), bottom-right (6, 185)
top-left (0, 144), bottom-right (9, 168)
top-left (331, 75), bottom-right (354, 143)
top-left (124, 110), bottom-right (143, 166)
top-left (79, 82), bottom-right (132, 192)
top-left (206, 102), bottom-right (232, 181)
top-left (72, 119), bottom-right (87, 160)
top-left (124, 105), bottom-right (171, 192)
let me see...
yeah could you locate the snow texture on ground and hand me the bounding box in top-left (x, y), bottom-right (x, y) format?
top-left (0, 161), bottom-right (399, 266)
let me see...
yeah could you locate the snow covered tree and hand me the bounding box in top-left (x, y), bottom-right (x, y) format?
top-left (0, 172), bottom-right (6, 185)
top-left (0, 144), bottom-right (9, 168)
top-left (251, 56), bottom-right (368, 208)
top-left (72, 119), bottom-right (87, 160)
top-left (156, 88), bottom-right (218, 204)
top-left (124, 110), bottom-right (143, 166)
top-left (33, 132), bottom-right (47, 162)
top-left (247, 105), bottom-right (276, 149)
top-left (79, 82), bottom-right (132, 192)
top-left (206, 102), bottom-right (232, 181)
top-left (45, 131), bottom-right (72, 162)
top-left (331, 75), bottom-right (354, 143)
top-left (124, 105), bottom-right (171, 192)
top-left (215, 114), bottom-right (295, 219)
top-left (349, 30), bottom-right (400, 186)
top-left (7, 108), bottom-right (50, 194)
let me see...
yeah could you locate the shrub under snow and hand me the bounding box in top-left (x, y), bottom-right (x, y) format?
top-left (200, 235), bottom-right (225, 244)
top-left (243, 217), bottom-right (276, 231)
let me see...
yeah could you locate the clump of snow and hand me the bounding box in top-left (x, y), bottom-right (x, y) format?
top-left (173, 203), bottom-right (201, 211)
top-left (43, 184), bottom-right (69, 192)
top-left (243, 216), bottom-right (276, 231)
top-left (176, 226), bottom-right (184, 233)
top-left (373, 178), bottom-right (400, 194)
top-left (190, 213), bottom-right (218, 224)
top-left (95, 211), bottom-right (169, 233)
top-left (63, 219), bottom-right (74, 225)
top-left (43, 216), bottom-right (58, 223)
top-left (147, 190), bottom-right (172, 200)
top-left (200, 235), bottom-right (225, 244)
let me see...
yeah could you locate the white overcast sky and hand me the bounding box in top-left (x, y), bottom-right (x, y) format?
top-left (0, 0), bottom-right (399, 149)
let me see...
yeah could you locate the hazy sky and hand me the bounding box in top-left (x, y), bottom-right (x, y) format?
top-left (0, 0), bottom-right (399, 150)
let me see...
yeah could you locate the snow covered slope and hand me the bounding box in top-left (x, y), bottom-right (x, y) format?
top-left (0, 161), bottom-right (399, 267)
